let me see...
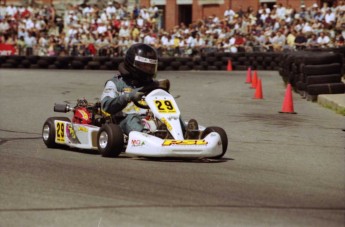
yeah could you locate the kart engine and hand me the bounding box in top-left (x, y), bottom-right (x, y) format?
top-left (72, 99), bottom-right (92, 124)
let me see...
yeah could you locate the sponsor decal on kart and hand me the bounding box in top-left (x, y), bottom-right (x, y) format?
top-left (67, 124), bottom-right (76, 139)
top-left (78, 126), bottom-right (88, 132)
top-left (131, 139), bottom-right (145, 147)
top-left (154, 100), bottom-right (176, 113)
top-left (55, 121), bottom-right (65, 143)
top-left (162, 140), bottom-right (208, 146)
top-left (66, 123), bottom-right (81, 144)
top-left (77, 109), bottom-right (89, 120)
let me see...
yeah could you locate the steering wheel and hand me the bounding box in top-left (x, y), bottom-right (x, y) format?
top-left (132, 86), bottom-right (156, 109)
top-left (133, 81), bottom-right (170, 109)
top-left (133, 98), bottom-right (150, 109)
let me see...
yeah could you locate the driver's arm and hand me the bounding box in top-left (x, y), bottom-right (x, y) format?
top-left (101, 80), bottom-right (129, 114)
top-left (101, 80), bottom-right (144, 114)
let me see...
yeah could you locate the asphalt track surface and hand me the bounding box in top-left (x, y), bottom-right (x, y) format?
top-left (0, 69), bottom-right (344, 227)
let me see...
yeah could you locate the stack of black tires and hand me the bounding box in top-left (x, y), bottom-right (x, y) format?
top-left (279, 50), bottom-right (345, 101)
top-left (0, 55), bottom-right (125, 70)
top-left (156, 52), bottom-right (282, 71)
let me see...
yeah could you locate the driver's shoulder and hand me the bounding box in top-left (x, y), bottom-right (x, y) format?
top-left (106, 74), bottom-right (129, 91)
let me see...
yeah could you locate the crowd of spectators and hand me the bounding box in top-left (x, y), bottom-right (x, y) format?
top-left (0, 1), bottom-right (344, 58)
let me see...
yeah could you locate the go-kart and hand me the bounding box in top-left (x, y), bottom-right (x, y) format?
top-left (42, 88), bottom-right (228, 159)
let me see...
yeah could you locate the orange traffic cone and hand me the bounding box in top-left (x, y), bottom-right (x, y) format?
top-left (227, 59), bottom-right (232, 71)
top-left (279, 84), bottom-right (297, 114)
top-left (251, 70), bottom-right (258, 89)
top-left (253, 78), bottom-right (263, 99)
top-left (245, 67), bottom-right (252, 83)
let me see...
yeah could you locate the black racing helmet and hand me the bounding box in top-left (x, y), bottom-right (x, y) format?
top-left (124, 43), bottom-right (158, 83)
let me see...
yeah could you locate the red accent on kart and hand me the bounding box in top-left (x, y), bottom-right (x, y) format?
top-left (72, 107), bottom-right (92, 124)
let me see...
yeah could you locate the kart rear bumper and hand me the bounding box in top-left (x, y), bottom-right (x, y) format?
top-left (125, 131), bottom-right (222, 158)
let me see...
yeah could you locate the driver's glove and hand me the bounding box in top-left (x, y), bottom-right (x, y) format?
top-left (127, 89), bottom-right (144, 102)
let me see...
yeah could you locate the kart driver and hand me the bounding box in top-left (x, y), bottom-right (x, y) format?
top-left (100, 43), bottom-right (198, 137)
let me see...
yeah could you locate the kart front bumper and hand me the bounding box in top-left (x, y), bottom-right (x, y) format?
top-left (125, 131), bottom-right (223, 158)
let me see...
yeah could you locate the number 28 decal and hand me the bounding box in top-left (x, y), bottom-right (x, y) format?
top-left (155, 100), bottom-right (176, 113)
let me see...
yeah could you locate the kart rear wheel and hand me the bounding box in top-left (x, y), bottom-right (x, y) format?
top-left (42, 117), bottom-right (71, 148)
top-left (201, 126), bottom-right (228, 159)
top-left (97, 124), bottom-right (124, 157)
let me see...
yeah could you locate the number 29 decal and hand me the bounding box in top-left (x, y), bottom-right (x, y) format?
top-left (155, 100), bottom-right (176, 113)
top-left (55, 121), bottom-right (65, 143)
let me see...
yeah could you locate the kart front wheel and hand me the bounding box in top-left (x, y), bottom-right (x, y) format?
top-left (201, 126), bottom-right (228, 159)
top-left (97, 124), bottom-right (124, 157)
top-left (42, 117), bottom-right (70, 148)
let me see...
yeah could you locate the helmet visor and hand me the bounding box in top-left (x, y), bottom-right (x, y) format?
top-left (134, 55), bottom-right (158, 75)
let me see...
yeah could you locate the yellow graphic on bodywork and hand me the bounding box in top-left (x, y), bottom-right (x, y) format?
top-left (162, 140), bottom-right (208, 146)
top-left (123, 100), bottom-right (147, 113)
top-left (161, 118), bottom-right (172, 131)
top-left (78, 126), bottom-right (88, 132)
top-left (68, 124), bottom-right (76, 139)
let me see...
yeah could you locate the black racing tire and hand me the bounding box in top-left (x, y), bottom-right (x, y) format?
top-left (193, 65), bottom-right (204, 70)
top-left (307, 83), bottom-right (345, 95)
top-left (158, 56), bottom-right (173, 64)
top-left (214, 61), bottom-right (223, 68)
top-left (303, 63), bottom-right (342, 76)
top-left (104, 60), bottom-right (114, 67)
top-left (175, 57), bottom-right (189, 65)
top-left (112, 57), bottom-right (123, 65)
top-left (238, 56), bottom-right (247, 64)
top-left (201, 126), bottom-right (228, 159)
top-left (170, 61), bottom-right (181, 69)
top-left (55, 59), bottom-right (69, 69)
top-left (97, 124), bottom-right (124, 157)
top-left (21, 59), bottom-right (31, 68)
top-left (6, 59), bottom-right (19, 66)
top-left (165, 66), bottom-right (174, 71)
top-left (44, 56), bottom-right (57, 64)
top-left (236, 65), bottom-right (248, 71)
top-left (30, 64), bottom-right (40, 69)
top-left (88, 61), bottom-right (100, 70)
top-left (0, 56), bottom-right (8, 64)
top-left (158, 61), bottom-right (166, 70)
top-left (70, 60), bottom-right (84, 69)
top-left (186, 61), bottom-right (194, 68)
top-left (206, 56), bottom-right (217, 64)
top-left (1, 63), bottom-right (14, 68)
top-left (221, 57), bottom-right (230, 64)
top-left (302, 53), bottom-right (343, 65)
top-left (73, 56), bottom-right (92, 64)
top-left (179, 65), bottom-right (190, 71)
top-left (306, 74), bottom-right (342, 85)
top-left (93, 56), bottom-right (110, 64)
top-left (256, 56), bottom-right (264, 62)
top-left (27, 56), bottom-right (39, 64)
top-left (296, 81), bottom-right (306, 92)
top-left (37, 59), bottom-right (49, 68)
top-left (42, 117), bottom-right (71, 148)
top-left (207, 65), bottom-right (218, 71)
